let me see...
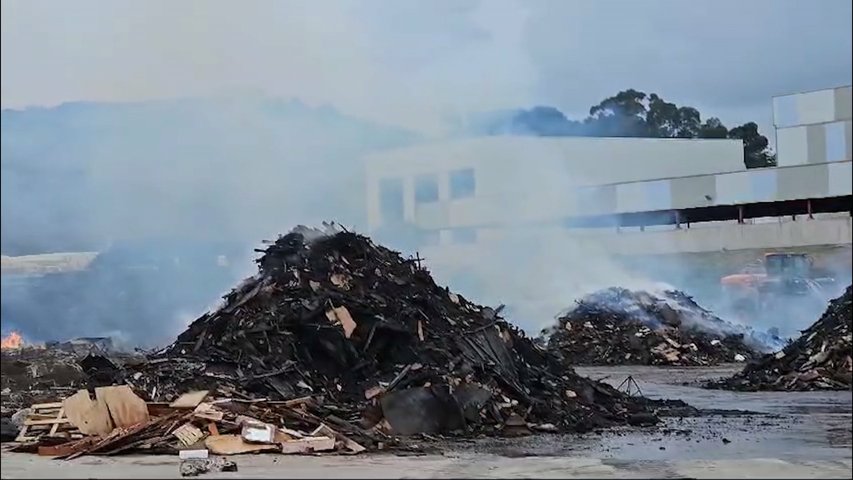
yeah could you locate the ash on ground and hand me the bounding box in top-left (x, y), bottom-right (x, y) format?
top-left (543, 288), bottom-right (783, 367)
top-left (708, 285), bottom-right (852, 391)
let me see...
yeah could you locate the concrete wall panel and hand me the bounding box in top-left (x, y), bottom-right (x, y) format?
top-left (776, 126), bottom-right (808, 166)
top-left (365, 136), bottom-right (744, 188)
top-left (616, 182), bottom-right (649, 212)
top-left (797, 89), bottom-right (836, 125)
top-left (748, 169), bottom-right (778, 202)
top-left (447, 197), bottom-right (502, 228)
top-left (773, 94), bottom-right (800, 128)
top-left (824, 121), bottom-right (848, 162)
top-left (807, 124), bottom-right (827, 163)
top-left (643, 179), bottom-right (673, 211)
top-left (421, 216), bottom-right (852, 267)
top-left (576, 185), bottom-right (617, 216)
top-left (415, 202), bottom-right (450, 229)
top-left (777, 164), bottom-right (828, 200)
top-left (828, 162), bottom-right (853, 196)
top-left (671, 175), bottom-right (716, 209)
top-left (846, 121), bottom-right (853, 161)
top-left (835, 86), bottom-right (852, 121)
top-left (715, 172), bottom-right (752, 205)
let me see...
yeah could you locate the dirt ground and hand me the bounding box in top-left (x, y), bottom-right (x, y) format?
top-left (2, 365), bottom-right (850, 479)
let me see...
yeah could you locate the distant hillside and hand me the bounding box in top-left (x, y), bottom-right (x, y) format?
top-left (1, 96), bottom-right (420, 256)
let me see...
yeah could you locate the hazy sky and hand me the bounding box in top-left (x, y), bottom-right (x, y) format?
top-left (2, 0), bottom-right (851, 135)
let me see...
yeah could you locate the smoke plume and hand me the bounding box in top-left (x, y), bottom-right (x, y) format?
top-left (2, 0), bottom-right (850, 347)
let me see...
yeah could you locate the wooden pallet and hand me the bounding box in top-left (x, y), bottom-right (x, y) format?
top-left (15, 402), bottom-right (83, 442)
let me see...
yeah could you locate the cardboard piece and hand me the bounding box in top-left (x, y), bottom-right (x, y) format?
top-left (205, 435), bottom-right (280, 455)
top-left (62, 390), bottom-right (114, 436)
top-left (95, 386), bottom-right (149, 428)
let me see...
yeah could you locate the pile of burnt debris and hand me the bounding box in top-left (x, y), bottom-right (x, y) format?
top-left (2, 225), bottom-right (696, 460)
top-left (1, 338), bottom-right (141, 415)
top-left (543, 288), bottom-right (778, 367)
top-left (2, 345), bottom-right (84, 416)
top-left (128, 226), bottom-right (690, 436)
top-left (709, 285), bottom-right (852, 391)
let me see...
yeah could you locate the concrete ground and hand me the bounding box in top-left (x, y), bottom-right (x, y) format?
top-left (2, 365), bottom-right (850, 479)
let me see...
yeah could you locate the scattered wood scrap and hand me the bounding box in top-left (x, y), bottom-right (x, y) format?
top-left (15, 403), bottom-right (83, 443)
top-left (170, 391), bottom-right (209, 409)
top-left (11, 392), bottom-right (371, 460)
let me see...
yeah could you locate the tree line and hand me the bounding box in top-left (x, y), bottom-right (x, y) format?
top-left (491, 89), bottom-right (775, 168)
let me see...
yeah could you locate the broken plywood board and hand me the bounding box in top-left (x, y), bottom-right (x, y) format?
top-left (173, 423), bottom-right (205, 446)
top-left (192, 402), bottom-right (224, 422)
top-left (313, 424), bottom-right (366, 453)
top-left (169, 390), bottom-right (210, 409)
top-left (95, 385), bottom-right (149, 428)
top-left (325, 306), bottom-right (357, 338)
top-left (204, 435), bottom-right (280, 455)
top-left (280, 436), bottom-right (335, 454)
top-left (37, 437), bottom-right (101, 458)
top-left (63, 389), bottom-right (114, 436)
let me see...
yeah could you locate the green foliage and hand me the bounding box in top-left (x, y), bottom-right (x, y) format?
top-left (506, 89), bottom-right (776, 169)
top-left (588, 90), bottom-right (776, 168)
top-left (728, 121), bottom-right (777, 168)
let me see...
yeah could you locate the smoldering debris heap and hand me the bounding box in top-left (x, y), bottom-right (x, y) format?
top-left (1, 346), bottom-right (86, 416)
top-left (121, 226), bottom-right (688, 441)
top-left (544, 288), bottom-right (777, 367)
top-left (710, 286), bottom-right (852, 391)
top-left (1, 337), bottom-right (133, 414)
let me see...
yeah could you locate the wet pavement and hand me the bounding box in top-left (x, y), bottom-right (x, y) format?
top-left (2, 365), bottom-right (850, 478)
top-left (427, 364), bottom-right (850, 463)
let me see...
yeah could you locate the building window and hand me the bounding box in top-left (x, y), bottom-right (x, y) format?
top-left (451, 228), bottom-right (477, 244)
top-left (379, 177), bottom-right (404, 224)
top-left (825, 121), bottom-right (846, 162)
top-left (414, 174), bottom-right (439, 203)
top-left (773, 95), bottom-right (799, 128)
top-left (450, 168), bottom-right (475, 199)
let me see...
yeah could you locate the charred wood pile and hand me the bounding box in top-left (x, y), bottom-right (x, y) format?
top-left (544, 288), bottom-right (776, 367)
top-left (1, 339), bottom-right (140, 415)
top-left (2, 226), bottom-right (696, 460)
top-left (709, 285), bottom-right (852, 391)
top-left (125, 226), bottom-right (688, 438)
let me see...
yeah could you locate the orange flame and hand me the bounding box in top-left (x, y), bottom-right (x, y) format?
top-left (1, 331), bottom-right (23, 349)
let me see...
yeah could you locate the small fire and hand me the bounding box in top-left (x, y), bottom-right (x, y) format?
top-left (1, 331), bottom-right (23, 350)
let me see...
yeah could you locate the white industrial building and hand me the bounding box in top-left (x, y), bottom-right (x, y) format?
top-left (362, 86), bottom-right (851, 327)
top-left (364, 85), bottom-right (852, 258)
